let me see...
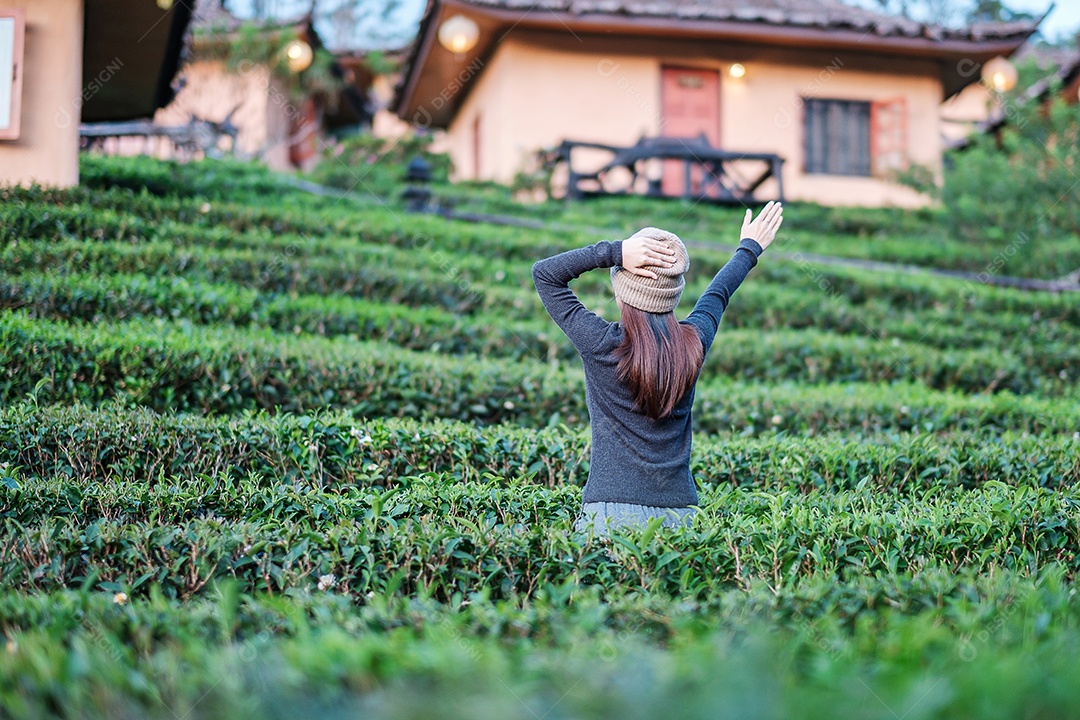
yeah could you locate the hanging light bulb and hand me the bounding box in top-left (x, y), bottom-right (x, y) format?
top-left (981, 56), bottom-right (1017, 93)
top-left (284, 39), bottom-right (314, 74)
top-left (438, 15), bottom-right (480, 55)
top-left (729, 63), bottom-right (746, 79)
top-left (156, 0), bottom-right (174, 9)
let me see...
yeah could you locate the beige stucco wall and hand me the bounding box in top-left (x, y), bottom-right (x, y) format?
top-left (940, 82), bottom-right (995, 143)
top-left (445, 32), bottom-right (945, 207)
top-left (0, 0), bottom-right (83, 188)
top-left (148, 58), bottom-right (292, 171)
top-left (370, 74), bottom-right (413, 141)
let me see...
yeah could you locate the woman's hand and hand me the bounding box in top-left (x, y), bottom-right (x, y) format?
top-left (621, 234), bottom-right (677, 279)
top-left (740, 201), bottom-right (784, 251)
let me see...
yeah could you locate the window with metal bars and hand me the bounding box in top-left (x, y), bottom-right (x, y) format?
top-left (803, 98), bottom-right (872, 177)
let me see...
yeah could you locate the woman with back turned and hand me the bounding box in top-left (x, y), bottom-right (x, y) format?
top-left (532, 202), bottom-right (784, 535)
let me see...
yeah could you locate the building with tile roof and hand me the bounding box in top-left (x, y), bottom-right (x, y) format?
top-left (395, 0), bottom-right (1041, 206)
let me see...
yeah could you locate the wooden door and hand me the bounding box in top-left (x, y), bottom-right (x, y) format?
top-left (660, 66), bottom-right (720, 196)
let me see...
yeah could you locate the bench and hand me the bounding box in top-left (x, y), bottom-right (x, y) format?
top-left (547, 134), bottom-right (784, 205)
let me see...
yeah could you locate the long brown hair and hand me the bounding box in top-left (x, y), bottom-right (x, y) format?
top-left (614, 302), bottom-right (704, 421)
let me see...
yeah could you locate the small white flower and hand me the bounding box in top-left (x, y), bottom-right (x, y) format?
top-left (113, 592), bottom-right (128, 605)
top-left (414, 433), bottom-right (420, 441)
top-left (308, 442), bottom-right (319, 453)
top-left (770, 414), bottom-right (782, 426)
top-left (900, 406), bottom-right (910, 414)
top-left (494, 270), bottom-right (506, 281)
top-left (350, 427), bottom-right (370, 443)
top-left (504, 401), bottom-right (515, 410)
top-left (366, 464), bottom-right (379, 472)
top-left (317, 574), bottom-right (336, 591)
top-left (199, 202), bottom-right (212, 214)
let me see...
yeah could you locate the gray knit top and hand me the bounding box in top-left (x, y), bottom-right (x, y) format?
top-left (532, 237), bottom-right (764, 507)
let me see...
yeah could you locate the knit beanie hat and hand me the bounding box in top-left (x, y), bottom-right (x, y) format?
top-left (610, 227), bottom-right (690, 314)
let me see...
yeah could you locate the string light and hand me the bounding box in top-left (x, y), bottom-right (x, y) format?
top-left (284, 39), bottom-right (314, 73)
top-left (438, 15), bottom-right (480, 55)
top-left (981, 56), bottom-right (1017, 93)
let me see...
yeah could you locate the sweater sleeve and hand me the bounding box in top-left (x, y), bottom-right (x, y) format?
top-left (683, 238), bottom-right (763, 356)
top-left (532, 240), bottom-right (622, 356)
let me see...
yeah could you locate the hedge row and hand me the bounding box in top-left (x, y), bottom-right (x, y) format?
top-left (3, 311), bottom-right (1078, 430)
top-left (0, 272), bottom-right (562, 361)
top-left (2, 405), bottom-right (1077, 492)
top-left (2, 474), bottom-right (1078, 599)
top-left (1, 241), bottom-right (485, 313)
top-left (2, 316), bottom-right (1078, 450)
top-left (0, 312), bottom-right (583, 422)
top-left (0, 187), bottom-right (353, 243)
top-left (695, 327), bottom-right (1077, 394)
top-left (1, 192), bottom-right (571, 262)
top-left (8, 183), bottom-right (1080, 329)
top-left (2, 569), bottom-right (1079, 720)
top-left (6, 260), bottom-right (1077, 361)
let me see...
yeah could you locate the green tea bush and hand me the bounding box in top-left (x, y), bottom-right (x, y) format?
top-left (2, 405), bottom-right (1077, 492)
top-left (5, 152), bottom-right (1080, 718)
top-left (309, 132), bottom-right (453, 198)
top-left (942, 96), bottom-right (1080, 249)
top-left (3, 473), bottom-right (1080, 599)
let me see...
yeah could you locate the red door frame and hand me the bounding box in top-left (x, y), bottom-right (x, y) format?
top-left (659, 65), bottom-right (721, 197)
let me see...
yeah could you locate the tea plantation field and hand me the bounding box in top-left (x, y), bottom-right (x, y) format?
top-left (2, 156), bottom-right (1080, 719)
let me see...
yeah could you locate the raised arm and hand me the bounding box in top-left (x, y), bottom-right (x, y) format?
top-left (532, 235), bottom-right (677, 355)
top-left (684, 201), bottom-right (783, 355)
top-left (532, 240), bottom-right (623, 355)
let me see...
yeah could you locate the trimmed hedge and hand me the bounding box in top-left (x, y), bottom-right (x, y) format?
top-left (5, 265), bottom-right (1078, 362)
top-left (2, 405), bottom-right (1077, 492)
top-left (2, 474), bottom-right (1079, 599)
top-left (1, 241), bottom-right (484, 313)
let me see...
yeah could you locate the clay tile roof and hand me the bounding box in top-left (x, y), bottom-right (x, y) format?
top-left (396, 0), bottom-right (1044, 124)
top-left (458, 0), bottom-right (1037, 41)
top-left (1015, 41), bottom-right (1080, 71)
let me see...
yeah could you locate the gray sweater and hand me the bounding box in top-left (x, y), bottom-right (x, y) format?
top-left (532, 237), bottom-right (763, 507)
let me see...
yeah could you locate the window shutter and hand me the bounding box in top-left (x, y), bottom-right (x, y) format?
top-left (0, 9), bottom-right (26, 141)
top-left (870, 98), bottom-right (907, 178)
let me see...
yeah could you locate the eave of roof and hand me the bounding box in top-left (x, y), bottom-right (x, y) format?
top-left (81, 0), bottom-right (195, 122)
top-left (949, 49), bottom-right (1080, 149)
top-left (394, 0), bottom-right (1042, 128)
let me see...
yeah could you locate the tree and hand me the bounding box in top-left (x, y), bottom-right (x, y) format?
top-left (868, 0), bottom-right (963, 26)
top-left (966, 0), bottom-right (1035, 23)
top-left (866, 0), bottom-right (1032, 27)
top-left (226, 0), bottom-right (408, 50)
